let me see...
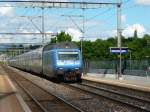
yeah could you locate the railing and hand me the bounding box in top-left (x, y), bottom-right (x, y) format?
top-left (83, 59), bottom-right (150, 77)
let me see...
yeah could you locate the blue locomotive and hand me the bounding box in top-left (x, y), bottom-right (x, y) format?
top-left (8, 42), bottom-right (83, 82)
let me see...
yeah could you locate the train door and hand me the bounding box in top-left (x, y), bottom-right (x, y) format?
top-left (43, 51), bottom-right (53, 77)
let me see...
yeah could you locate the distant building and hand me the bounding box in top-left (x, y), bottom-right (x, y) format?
top-left (0, 54), bottom-right (8, 63)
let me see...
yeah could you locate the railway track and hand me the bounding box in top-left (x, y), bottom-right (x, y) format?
top-left (2, 66), bottom-right (83, 112)
top-left (81, 82), bottom-right (150, 110)
top-left (4, 65), bottom-right (147, 112)
top-left (63, 82), bottom-right (150, 112)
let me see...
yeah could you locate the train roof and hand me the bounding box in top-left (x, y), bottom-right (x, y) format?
top-left (9, 42), bottom-right (79, 60)
top-left (43, 42), bottom-right (79, 51)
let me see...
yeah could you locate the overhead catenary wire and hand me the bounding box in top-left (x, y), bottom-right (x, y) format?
top-left (0, 0), bottom-right (145, 44)
top-left (86, 7), bottom-right (113, 22)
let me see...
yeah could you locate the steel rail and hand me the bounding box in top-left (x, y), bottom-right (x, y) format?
top-left (4, 66), bottom-right (85, 112)
top-left (66, 83), bottom-right (150, 111)
top-left (14, 78), bottom-right (49, 112)
top-left (23, 78), bottom-right (85, 112)
top-left (81, 82), bottom-right (150, 103)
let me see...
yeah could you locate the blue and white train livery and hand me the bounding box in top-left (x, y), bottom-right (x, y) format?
top-left (8, 42), bottom-right (83, 82)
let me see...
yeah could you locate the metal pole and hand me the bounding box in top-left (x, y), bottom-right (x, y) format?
top-left (24, 46), bottom-right (25, 53)
top-left (130, 50), bottom-right (131, 70)
top-left (81, 8), bottom-right (85, 57)
top-left (80, 36), bottom-right (82, 55)
top-left (117, 0), bottom-right (122, 79)
top-left (42, 7), bottom-right (45, 46)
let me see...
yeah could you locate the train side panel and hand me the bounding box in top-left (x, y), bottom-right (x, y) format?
top-left (30, 50), bottom-right (42, 74)
top-left (9, 48), bottom-right (43, 74)
top-left (43, 50), bottom-right (57, 78)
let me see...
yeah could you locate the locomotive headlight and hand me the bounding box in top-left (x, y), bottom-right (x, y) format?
top-left (75, 68), bottom-right (81, 74)
top-left (57, 67), bottom-right (64, 74)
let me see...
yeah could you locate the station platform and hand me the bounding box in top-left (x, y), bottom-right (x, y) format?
top-left (0, 74), bottom-right (31, 112)
top-left (82, 73), bottom-right (150, 92)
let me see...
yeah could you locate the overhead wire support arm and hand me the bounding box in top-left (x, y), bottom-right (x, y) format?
top-left (0, 1), bottom-right (119, 9)
top-left (61, 15), bottom-right (83, 33)
top-left (29, 18), bottom-right (43, 34)
top-left (20, 16), bottom-right (43, 34)
top-left (0, 33), bottom-right (56, 35)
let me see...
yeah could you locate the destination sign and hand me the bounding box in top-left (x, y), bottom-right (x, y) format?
top-left (110, 47), bottom-right (128, 54)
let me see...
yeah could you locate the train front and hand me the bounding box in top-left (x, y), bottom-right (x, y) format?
top-left (56, 49), bottom-right (82, 82)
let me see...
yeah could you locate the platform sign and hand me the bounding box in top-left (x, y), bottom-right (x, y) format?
top-left (110, 47), bottom-right (128, 54)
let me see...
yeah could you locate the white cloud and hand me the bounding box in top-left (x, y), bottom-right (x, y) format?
top-left (0, 35), bottom-right (12, 43)
top-left (65, 28), bottom-right (82, 41)
top-left (136, 0), bottom-right (150, 5)
top-left (122, 24), bottom-right (146, 37)
top-left (121, 14), bottom-right (126, 23)
top-left (0, 29), bottom-right (40, 44)
top-left (0, 4), bottom-right (14, 16)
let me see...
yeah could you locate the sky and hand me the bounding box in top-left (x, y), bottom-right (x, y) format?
top-left (0, 0), bottom-right (150, 43)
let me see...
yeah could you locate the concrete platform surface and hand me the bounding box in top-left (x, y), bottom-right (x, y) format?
top-left (0, 75), bottom-right (31, 112)
top-left (83, 73), bottom-right (150, 92)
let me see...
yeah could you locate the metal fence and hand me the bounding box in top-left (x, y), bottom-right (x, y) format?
top-left (84, 60), bottom-right (150, 77)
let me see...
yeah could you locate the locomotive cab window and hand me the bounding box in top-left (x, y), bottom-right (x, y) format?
top-left (58, 52), bottom-right (79, 60)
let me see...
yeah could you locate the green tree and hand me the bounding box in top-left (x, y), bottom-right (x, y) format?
top-left (50, 37), bottom-right (57, 43)
top-left (57, 32), bottom-right (72, 42)
top-left (143, 34), bottom-right (150, 47)
top-left (50, 32), bottom-right (72, 43)
top-left (49, 33), bottom-right (150, 60)
top-left (82, 41), bottom-right (94, 59)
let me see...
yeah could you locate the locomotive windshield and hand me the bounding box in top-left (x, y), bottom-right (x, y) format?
top-left (58, 51), bottom-right (79, 60)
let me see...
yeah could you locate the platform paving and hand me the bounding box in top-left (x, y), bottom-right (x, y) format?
top-left (0, 66), bottom-right (31, 112)
top-left (83, 73), bottom-right (150, 92)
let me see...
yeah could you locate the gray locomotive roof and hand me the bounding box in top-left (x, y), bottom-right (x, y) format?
top-left (10, 42), bottom-right (79, 59)
top-left (43, 42), bottom-right (79, 51)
